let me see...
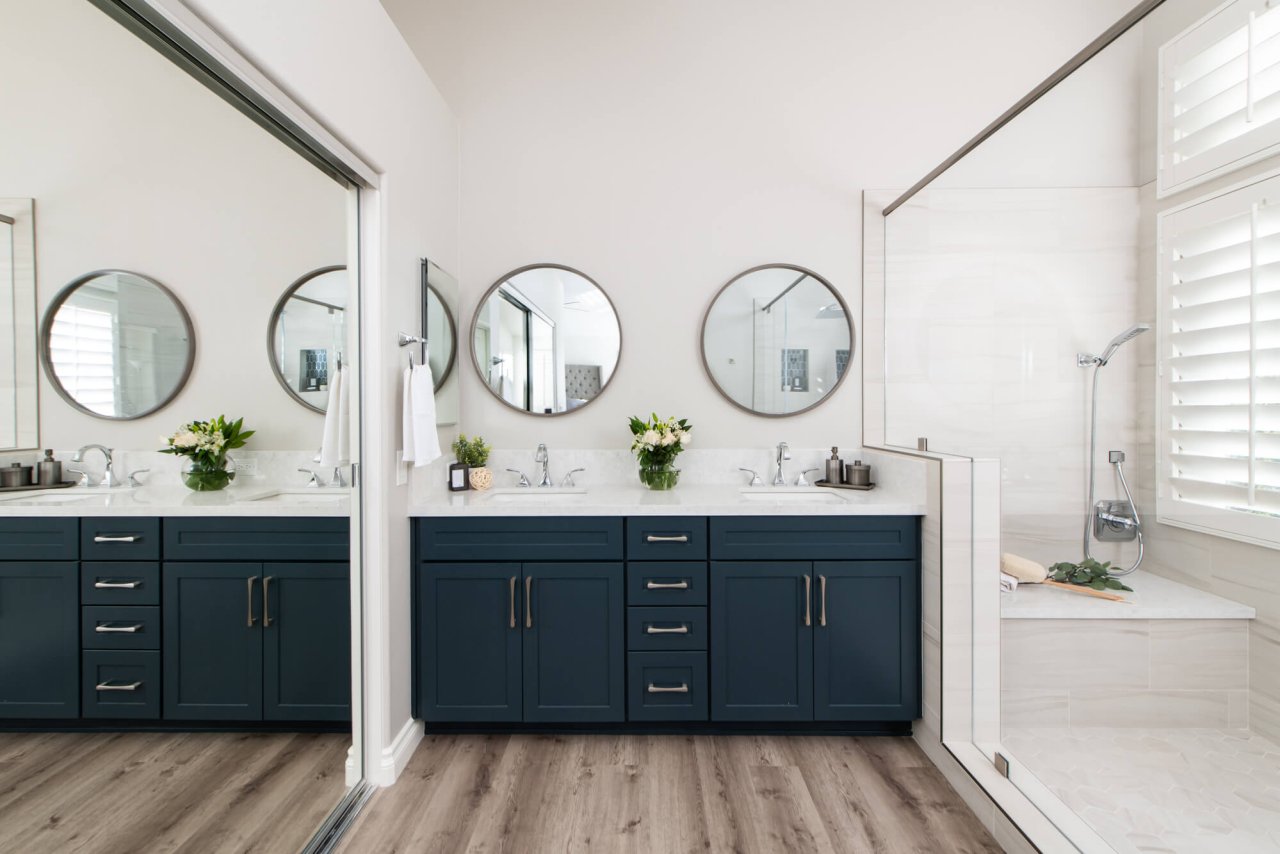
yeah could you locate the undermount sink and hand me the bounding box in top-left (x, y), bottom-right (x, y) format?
top-left (738, 488), bottom-right (847, 504)
top-left (0, 488), bottom-right (134, 507)
top-left (244, 490), bottom-right (348, 505)
top-left (484, 488), bottom-right (588, 504)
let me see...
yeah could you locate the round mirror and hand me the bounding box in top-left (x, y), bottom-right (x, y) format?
top-left (471, 264), bottom-right (621, 416)
top-left (701, 264), bottom-right (853, 416)
top-left (41, 269), bottom-right (195, 420)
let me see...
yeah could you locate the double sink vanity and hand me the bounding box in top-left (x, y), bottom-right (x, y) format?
top-left (411, 475), bottom-right (924, 731)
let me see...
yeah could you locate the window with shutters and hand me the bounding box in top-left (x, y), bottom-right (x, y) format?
top-left (48, 303), bottom-right (117, 417)
top-left (1159, 0), bottom-right (1280, 197)
top-left (1158, 170), bottom-right (1280, 548)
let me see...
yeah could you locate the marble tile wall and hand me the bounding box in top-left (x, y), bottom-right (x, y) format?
top-left (0, 447), bottom-right (328, 490)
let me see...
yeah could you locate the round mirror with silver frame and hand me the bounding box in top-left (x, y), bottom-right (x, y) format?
top-left (470, 264), bottom-right (622, 416)
top-left (700, 264), bottom-right (854, 417)
top-left (40, 269), bottom-right (195, 420)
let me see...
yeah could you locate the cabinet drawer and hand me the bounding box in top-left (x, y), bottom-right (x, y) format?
top-left (627, 652), bottom-right (708, 721)
top-left (164, 517), bottom-right (350, 561)
top-left (82, 605), bottom-right (160, 650)
top-left (710, 516), bottom-right (919, 561)
top-left (626, 562), bottom-right (707, 606)
top-left (0, 517), bottom-right (78, 560)
top-left (418, 517), bottom-right (622, 562)
top-left (81, 518), bottom-right (160, 560)
top-left (626, 517), bottom-right (708, 560)
top-left (81, 562), bottom-right (159, 605)
top-left (82, 650), bottom-right (160, 719)
top-left (627, 606), bottom-right (706, 651)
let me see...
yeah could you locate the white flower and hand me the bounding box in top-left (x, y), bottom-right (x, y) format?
top-left (678, 431), bottom-right (691, 446)
top-left (173, 431), bottom-right (199, 449)
top-left (642, 430), bottom-right (660, 446)
top-left (661, 432), bottom-right (677, 446)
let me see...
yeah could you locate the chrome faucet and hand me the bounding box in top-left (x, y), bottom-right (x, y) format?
top-left (535, 443), bottom-right (553, 487)
top-left (773, 442), bottom-right (790, 486)
top-left (561, 468), bottom-right (586, 488)
top-left (73, 444), bottom-right (121, 488)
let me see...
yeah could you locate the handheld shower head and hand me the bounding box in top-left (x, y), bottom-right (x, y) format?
top-left (1098, 323), bottom-right (1150, 365)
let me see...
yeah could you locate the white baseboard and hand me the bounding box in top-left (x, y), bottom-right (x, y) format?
top-left (370, 717), bottom-right (423, 786)
top-left (345, 744), bottom-right (359, 789)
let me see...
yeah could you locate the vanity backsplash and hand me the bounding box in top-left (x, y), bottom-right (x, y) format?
top-left (0, 448), bottom-right (327, 490)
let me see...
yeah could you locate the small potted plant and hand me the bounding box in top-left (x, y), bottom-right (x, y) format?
top-left (452, 434), bottom-right (494, 491)
top-left (160, 415), bottom-right (254, 492)
top-left (629, 413), bottom-right (692, 490)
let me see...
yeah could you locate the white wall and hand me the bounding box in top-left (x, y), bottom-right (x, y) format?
top-left (183, 0), bottom-right (460, 783)
top-left (0, 0), bottom-right (347, 451)
top-left (382, 0), bottom-right (1140, 451)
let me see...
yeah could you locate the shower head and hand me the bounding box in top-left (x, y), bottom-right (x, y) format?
top-left (1097, 323), bottom-right (1150, 365)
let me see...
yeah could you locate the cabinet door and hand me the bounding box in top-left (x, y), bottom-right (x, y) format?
top-left (710, 562), bottom-right (813, 721)
top-left (0, 562), bottom-right (79, 718)
top-left (523, 563), bottom-right (624, 723)
top-left (813, 561), bottom-right (919, 721)
top-left (164, 563), bottom-right (263, 721)
top-left (417, 563), bottom-right (522, 722)
top-left (263, 563), bottom-right (351, 722)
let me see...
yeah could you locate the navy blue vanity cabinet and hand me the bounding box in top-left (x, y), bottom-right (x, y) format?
top-left (0, 519), bottom-right (80, 719)
top-left (262, 563), bottom-right (352, 721)
top-left (414, 518), bottom-right (626, 723)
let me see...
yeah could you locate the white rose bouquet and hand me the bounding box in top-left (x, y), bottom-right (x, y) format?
top-left (629, 413), bottom-right (692, 490)
top-left (160, 415), bottom-right (254, 491)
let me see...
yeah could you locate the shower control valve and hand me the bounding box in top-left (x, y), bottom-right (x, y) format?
top-left (1108, 450), bottom-right (1125, 464)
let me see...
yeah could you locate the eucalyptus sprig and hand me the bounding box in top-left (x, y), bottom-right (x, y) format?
top-left (1047, 558), bottom-right (1133, 592)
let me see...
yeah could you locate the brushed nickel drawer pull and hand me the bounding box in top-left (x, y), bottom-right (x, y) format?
top-left (95, 623), bottom-right (143, 633)
top-left (645, 625), bottom-right (689, 634)
top-left (508, 576), bottom-right (517, 629)
top-left (646, 534), bottom-right (689, 543)
top-left (94, 535), bottom-right (139, 543)
top-left (646, 580), bottom-right (689, 590)
top-left (246, 576), bottom-right (258, 627)
top-left (804, 574), bottom-right (811, 627)
top-left (263, 577), bottom-right (274, 627)
top-left (96, 681), bottom-right (142, 692)
top-left (94, 580), bottom-right (141, 589)
top-left (819, 575), bottom-right (827, 627)
top-left (525, 576), bottom-right (533, 629)
top-left (647, 683), bottom-right (689, 694)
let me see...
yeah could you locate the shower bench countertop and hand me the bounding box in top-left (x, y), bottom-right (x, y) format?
top-left (1001, 570), bottom-right (1255, 620)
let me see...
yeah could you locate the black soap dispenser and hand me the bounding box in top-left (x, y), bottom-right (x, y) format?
top-left (824, 447), bottom-right (843, 485)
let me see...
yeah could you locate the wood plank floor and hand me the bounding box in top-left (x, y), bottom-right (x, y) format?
top-left (0, 731), bottom-right (349, 854)
top-left (339, 734), bottom-right (1002, 854)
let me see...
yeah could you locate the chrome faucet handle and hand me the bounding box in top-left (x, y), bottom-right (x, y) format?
top-left (297, 467), bottom-right (321, 487)
top-left (561, 468), bottom-right (586, 488)
top-left (738, 467), bottom-right (763, 487)
top-left (66, 467), bottom-right (93, 487)
top-left (796, 468), bottom-right (820, 487)
top-left (330, 466), bottom-right (347, 488)
top-left (506, 468), bottom-right (532, 487)
top-left (128, 469), bottom-right (151, 488)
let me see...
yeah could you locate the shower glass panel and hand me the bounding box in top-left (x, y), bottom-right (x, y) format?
top-left (881, 2), bottom-right (1280, 851)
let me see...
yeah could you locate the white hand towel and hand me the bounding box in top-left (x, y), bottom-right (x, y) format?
top-left (410, 362), bottom-right (441, 467)
top-left (400, 365), bottom-right (416, 464)
top-left (334, 366), bottom-right (350, 464)
top-left (319, 366), bottom-right (346, 468)
top-left (1000, 572), bottom-right (1019, 593)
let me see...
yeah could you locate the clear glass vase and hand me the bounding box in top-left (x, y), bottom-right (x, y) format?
top-left (638, 463), bottom-right (680, 491)
top-left (181, 457), bottom-right (236, 492)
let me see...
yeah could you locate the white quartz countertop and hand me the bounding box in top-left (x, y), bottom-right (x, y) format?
top-left (1001, 570), bottom-right (1256, 620)
top-left (0, 484), bottom-right (350, 517)
top-left (409, 483), bottom-right (926, 517)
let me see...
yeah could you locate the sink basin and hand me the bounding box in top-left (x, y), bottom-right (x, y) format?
top-left (485, 488), bottom-right (588, 504)
top-left (0, 488), bottom-right (134, 507)
top-left (245, 490), bottom-right (348, 505)
top-left (738, 488), bottom-right (847, 504)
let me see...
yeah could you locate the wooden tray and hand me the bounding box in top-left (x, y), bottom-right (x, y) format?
top-left (814, 479), bottom-right (875, 491)
top-left (0, 480), bottom-right (78, 494)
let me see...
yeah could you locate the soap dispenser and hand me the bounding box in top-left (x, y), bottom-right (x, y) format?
top-left (824, 447), bottom-right (843, 485)
top-left (36, 450), bottom-right (61, 486)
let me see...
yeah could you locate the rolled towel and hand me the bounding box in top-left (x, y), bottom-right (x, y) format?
top-left (1001, 553), bottom-right (1048, 584)
top-left (1000, 572), bottom-right (1019, 593)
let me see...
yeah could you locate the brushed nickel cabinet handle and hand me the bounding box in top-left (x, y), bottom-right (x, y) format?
top-left (95, 623), bottom-right (143, 633)
top-left (647, 683), bottom-right (689, 694)
top-left (525, 576), bottom-right (533, 629)
top-left (819, 575), bottom-right (827, 627)
top-left (94, 580), bottom-right (141, 589)
top-left (646, 534), bottom-right (689, 543)
top-left (263, 576), bottom-right (274, 627)
top-left (246, 576), bottom-right (258, 627)
top-left (508, 576), bottom-right (517, 629)
top-left (96, 681), bottom-right (142, 692)
top-left (93, 535), bottom-right (139, 543)
top-left (646, 580), bottom-right (689, 590)
top-left (804, 574), bottom-right (811, 627)
top-left (645, 625), bottom-right (689, 634)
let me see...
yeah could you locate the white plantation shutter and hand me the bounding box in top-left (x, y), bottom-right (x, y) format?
top-left (48, 304), bottom-right (117, 417)
top-left (1160, 0), bottom-right (1280, 196)
top-left (1158, 171), bottom-right (1280, 548)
